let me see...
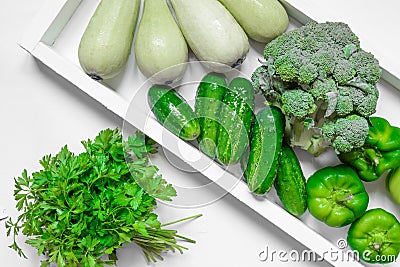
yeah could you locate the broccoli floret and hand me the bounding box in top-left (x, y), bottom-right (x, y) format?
top-left (332, 115), bottom-right (369, 153)
top-left (281, 89), bottom-right (317, 118)
top-left (310, 78), bottom-right (337, 101)
top-left (298, 63), bottom-right (319, 84)
top-left (355, 93), bottom-right (378, 117)
top-left (321, 115), bottom-right (369, 153)
top-left (335, 86), bottom-right (378, 117)
top-left (335, 92), bottom-right (354, 117)
top-left (350, 50), bottom-right (382, 84)
top-left (251, 66), bottom-right (270, 92)
top-left (333, 59), bottom-right (356, 84)
top-left (252, 21), bottom-right (381, 155)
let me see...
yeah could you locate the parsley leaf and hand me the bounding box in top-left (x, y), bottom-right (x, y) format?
top-left (5, 129), bottom-right (201, 266)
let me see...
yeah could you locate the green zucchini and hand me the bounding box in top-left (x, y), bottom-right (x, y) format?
top-left (148, 85), bottom-right (200, 141)
top-left (217, 77), bottom-right (255, 165)
top-left (275, 144), bottom-right (307, 216)
top-left (244, 106), bottom-right (285, 194)
top-left (134, 0), bottom-right (188, 84)
top-left (195, 73), bottom-right (228, 158)
top-left (78, 0), bottom-right (141, 80)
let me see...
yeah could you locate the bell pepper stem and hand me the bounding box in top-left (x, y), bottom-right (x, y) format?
top-left (336, 194), bottom-right (354, 203)
top-left (365, 148), bottom-right (380, 166)
top-left (373, 242), bottom-right (381, 251)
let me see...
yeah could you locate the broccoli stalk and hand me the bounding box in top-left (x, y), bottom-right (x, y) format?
top-left (252, 22), bottom-right (381, 156)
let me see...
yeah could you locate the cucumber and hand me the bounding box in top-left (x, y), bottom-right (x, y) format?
top-left (275, 144), bottom-right (307, 216)
top-left (78, 0), bottom-right (141, 80)
top-left (134, 0), bottom-right (188, 84)
top-left (148, 85), bottom-right (200, 141)
top-left (244, 106), bottom-right (285, 194)
top-left (217, 77), bottom-right (255, 165)
top-left (195, 73), bottom-right (228, 158)
top-left (169, 0), bottom-right (249, 72)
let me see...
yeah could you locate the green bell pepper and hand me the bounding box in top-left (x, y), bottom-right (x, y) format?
top-left (347, 208), bottom-right (400, 264)
top-left (386, 167), bottom-right (400, 205)
top-left (339, 117), bottom-right (400, 182)
top-left (306, 165), bottom-right (369, 227)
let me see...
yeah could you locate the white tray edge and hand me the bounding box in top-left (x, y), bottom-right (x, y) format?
top-left (17, 1), bottom-right (374, 266)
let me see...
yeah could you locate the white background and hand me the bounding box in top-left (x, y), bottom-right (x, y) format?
top-left (1, 1), bottom-right (399, 267)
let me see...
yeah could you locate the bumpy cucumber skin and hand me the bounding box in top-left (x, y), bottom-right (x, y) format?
top-left (275, 144), bottom-right (307, 216)
top-left (148, 86), bottom-right (200, 141)
top-left (78, 0), bottom-right (140, 80)
top-left (195, 73), bottom-right (228, 158)
top-left (244, 106), bottom-right (285, 194)
top-left (217, 77), bottom-right (255, 165)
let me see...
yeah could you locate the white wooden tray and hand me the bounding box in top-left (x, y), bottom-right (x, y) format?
top-left (18, 0), bottom-right (400, 266)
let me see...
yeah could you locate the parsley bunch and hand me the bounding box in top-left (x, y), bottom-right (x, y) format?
top-left (6, 129), bottom-right (200, 266)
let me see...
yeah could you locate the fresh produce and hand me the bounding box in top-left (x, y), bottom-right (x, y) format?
top-left (78, 0), bottom-right (140, 80)
top-left (306, 165), bottom-right (369, 227)
top-left (195, 73), bottom-right (228, 158)
top-left (169, 0), bottom-right (250, 72)
top-left (134, 0), bottom-right (188, 84)
top-left (218, 0), bottom-right (289, 43)
top-left (148, 85), bottom-right (200, 141)
top-left (386, 167), bottom-right (400, 205)
top-left (5, 129), bottom-right (200, 266)
top-left (347, 208), bottom-right (400, 264)
top-left (252, 21), bottom-right (382, 156)
top-left (217, 77), bottom-right (255, 165)
top-left (243, 106), bottom-right (285, 194)
top-left (275, 143), bottom-right (307, 216)
top-left (339, 116), bottom-right (400, 181)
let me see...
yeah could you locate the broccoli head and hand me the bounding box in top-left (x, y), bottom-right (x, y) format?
top-left (252, 21), bottom-right (382, 156)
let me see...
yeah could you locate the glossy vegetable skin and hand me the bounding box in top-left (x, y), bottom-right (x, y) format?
top-left (386, 167), bottom-right (400, 205)
top-left (217, 77), bottom-right (255, 165)
top-left (78, 0), bottom-right (141, 80)
top-left (306, 165), bottom-right (369, 227)
top-left (148, 85), bottom-right (200, 141)
top-left (218, 0), bottom-right (289, 43)
top-left (244, 106), bottom-right (284, 194)
top-left (339, 117), bottom-right (400, 181)
top-left (347, 208), bottom-right (400, 264)
top-left (195, 73), bottom-right (228, 158)
top-left (275, 144), bottom-right (307, 216)
top-left (134, 0), bottom-right (188, 83)
top-left (170, 0), bottom-right (249, 72)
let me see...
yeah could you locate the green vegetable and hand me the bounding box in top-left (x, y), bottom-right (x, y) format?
top-left (306, 165), bottom-right (369, 227)
top-left (5, 129), bottom-right (201, 266)
top-left (339, 116), bottom-right (400, 181)
top-left (217, 0), bottom-right (288, 43)
top-left (386, 167), bottom-right (400, 205)
top-left (217, 77), bottom-right (255, 165)
top-left (78, 0), bottom-right (141, 80)
top-left (195, 73), bottom-right (228, 158)
top-left (275, 144), bottom-right (307, 216)
top-left (347, 208), bottom-right (400, 264)
top-left (170, 0), bottom-right (249, 72)
top-left (244, 106), bottom-right (285, 194)
top-left (134, 0), bottom-right (188, 84)
top-left (148, 85), bottom-right (200, 141)
top-left (252, 21), bottom-right (381, 156)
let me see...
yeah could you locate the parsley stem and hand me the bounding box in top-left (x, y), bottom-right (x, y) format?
top-left (175, 234), bottom-right (196, 244)
top-left (160, 214), bottom-right (202, 227)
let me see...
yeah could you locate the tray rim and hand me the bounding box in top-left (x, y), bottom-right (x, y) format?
top-left (17, 1), bottom-right (396, 266)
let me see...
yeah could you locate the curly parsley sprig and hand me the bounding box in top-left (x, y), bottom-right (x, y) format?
top-left (6, 129), bottom-right (201, 266)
